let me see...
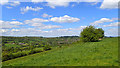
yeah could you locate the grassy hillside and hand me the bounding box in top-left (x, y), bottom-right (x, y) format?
top-left (2, 37), bottom-right (118, 66)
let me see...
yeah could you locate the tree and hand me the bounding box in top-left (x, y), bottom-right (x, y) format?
top-left (96, 28), bottom-right (104, 38)
top-left (80, 25), bottom-right (104, 42)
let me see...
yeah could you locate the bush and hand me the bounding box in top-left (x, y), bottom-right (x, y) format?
top-left (43, 45), bottom-right (51, 51)
top-left (33, 48), bottom-right (43, 53)
top-left (2, 52), bottom-right (10, 61)
top-left (2, 48), bottom-right (44, 61)
top-left (80, 25), bottom-right (104, 42)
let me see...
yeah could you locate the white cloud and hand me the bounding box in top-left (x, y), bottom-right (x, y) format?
top-left (43, 25), bottom-right (62, 29)
top-left (1, 29), bottom-right (8, 32)
top-left (91, 18), bottom-right (113, 25)
top-left (1, 22), bottom-right (17, 29)
top-left (21, 6), bottom-right (43, 14)
top-left (24, 18), bottom-right (49, 24)
top-left (32, 0), bottom-right (119, 9)
top-left (31, 23), bottom-right (44, 27)
top-left (45, 0), bottom-right (70, 8)
top-left (31, 23), bottom-right (62, 29)
top-left (0, 20), bottom-right (22, 29)
top-left (1, 25), bottom-right (87, 37)
top-left (71, 26), bottom-right (87, 31)
top-left (100, 0), bottom-right (120, 9)
top-left (103, 22), bottom-right (120, 27)
top-left (0, 0), bottom-right (9, 5)
top-left (31, 0), bottom-right (101, 2)
top-left (9, 21), bottom-right (23, 25)
top-left (3, 0), bottom-right (119, 10)
top-left (0, 1), bottom-right (20, 9)
top-left (31, 0), bottom-right (44, 2)
top-left (80, 0), bottom-right (101, 2)
top-left (1, 1), bottom-right (20, 9)
top-left (50, 15), bottom-right (80, 23)
top-left (24, 18), bottom-right (62, 29)
top-left (31, 0), bottom-right (101, 8)
top-left (6, 25), bottom-right (119, 37)
top-left (32, 0), bottom-right (74, 8)
top-left (41, 25), bottom-right (87, 36)
top-left (9, 1), bottom-right (20, 6)
top-left (58, 26), bottom-right (87, 32)
top-left (11, 29), bottom-right (20, 32)
top-left (41, 13), bottom-right (52, 18)
top-left (45, 0), bottom-right (101, 8)
top-left (3, 0), bottom-right (116, 10)
top-left (105, 28), bottom-right (118, 36)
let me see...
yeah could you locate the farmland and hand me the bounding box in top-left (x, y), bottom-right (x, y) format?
top-left (2, 37), bottom-right (119, 66)
top-left (2, 36), bottom-right (79, 61)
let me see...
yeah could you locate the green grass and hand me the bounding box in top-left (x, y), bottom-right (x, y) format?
top-left (2, 37), bottom-right (118, 66)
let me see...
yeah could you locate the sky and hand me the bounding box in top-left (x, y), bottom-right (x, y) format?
top-left (0, 0), bottom-right (119, 37)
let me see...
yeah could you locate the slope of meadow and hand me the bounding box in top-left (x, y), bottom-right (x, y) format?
top-left (2, 37), bottom-right (118, 66)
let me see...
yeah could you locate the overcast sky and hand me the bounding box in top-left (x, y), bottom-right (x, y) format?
top-left (0, 0), bottom-right (119, 37)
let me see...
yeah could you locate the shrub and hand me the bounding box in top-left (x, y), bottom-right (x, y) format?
top-left (2, 52), bottom-right (10, 61)
top-left (2, 48), bottom-right (44, 61)
top-left (80, 25), bottom-right (104, 42)
top-left (12, 51), bottom-right (22, 58)
top-left (43, 45), bottom-right (51, 51)
top-left (33, 48), bottom-right (43, 53)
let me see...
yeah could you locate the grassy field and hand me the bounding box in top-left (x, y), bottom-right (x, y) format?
top-left (2, 37), bottom-right (118, 66)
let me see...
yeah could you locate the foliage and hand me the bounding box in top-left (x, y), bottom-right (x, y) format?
top-left (96, 28), bottom-right (104, 38)
top-left (2, 48), bottom-right (44, 61)
top-left (43, 45), bottom-right (51, 51)
top-left (80, 25), bottom-right (104, 42)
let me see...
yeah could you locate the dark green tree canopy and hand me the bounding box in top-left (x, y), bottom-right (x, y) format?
top-left (80, 25), bottom-right (104, 42)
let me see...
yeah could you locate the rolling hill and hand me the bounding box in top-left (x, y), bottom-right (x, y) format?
top-left (2, 37), bottom-right (118, 66)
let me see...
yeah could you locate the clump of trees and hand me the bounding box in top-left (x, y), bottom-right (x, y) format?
top-left (80, 25), bottom-right (104, 42)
